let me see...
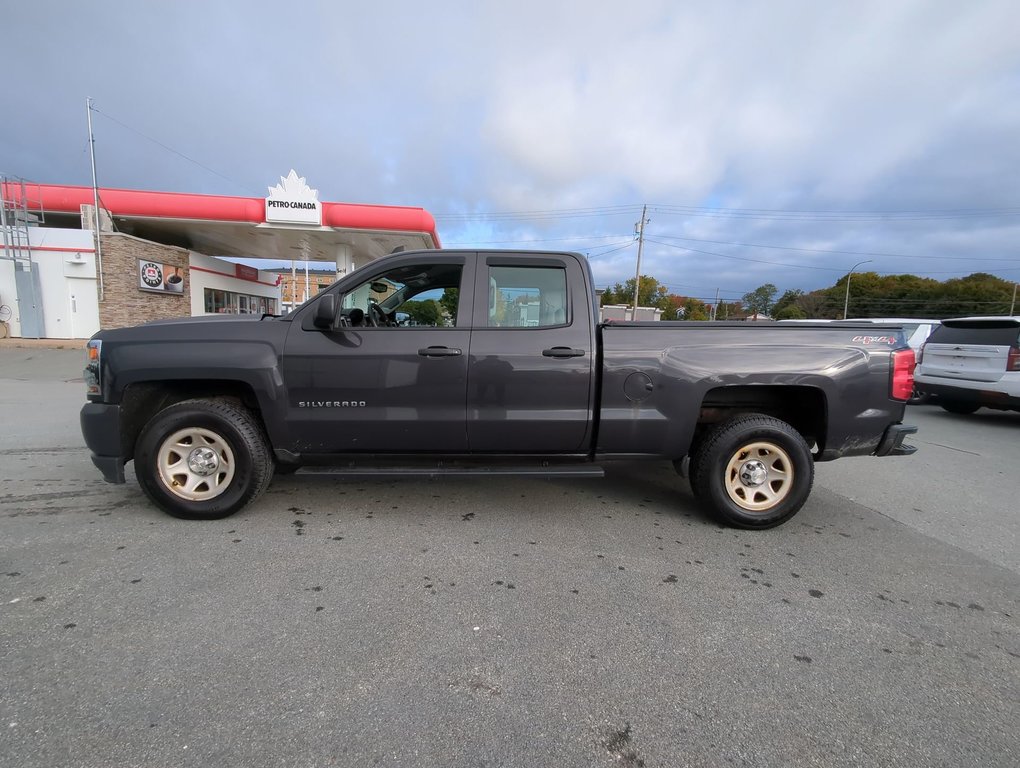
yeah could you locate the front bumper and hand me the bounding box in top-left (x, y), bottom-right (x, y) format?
top-left (874, 423), bottom-right (918, 457)
top-left (80, 402), bottom-right (126, 484)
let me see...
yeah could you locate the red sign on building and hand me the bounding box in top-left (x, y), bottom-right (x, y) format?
top-left (235, 264), bottom-right (259, 282)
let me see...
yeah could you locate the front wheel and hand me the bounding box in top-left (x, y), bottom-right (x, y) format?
top-left (689, 414), bottom-right (814, 529)
top-left (134, 399), bottom-right (274, 520)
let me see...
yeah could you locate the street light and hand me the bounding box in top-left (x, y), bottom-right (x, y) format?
top-left (843, 260), bottom-right (874, 319)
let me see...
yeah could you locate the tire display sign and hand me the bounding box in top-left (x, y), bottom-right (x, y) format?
top-left (138, 259), bottom-right (184, 294)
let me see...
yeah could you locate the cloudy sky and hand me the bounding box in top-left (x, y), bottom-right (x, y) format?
top-left (4, 1), bottom-right (1019, 307)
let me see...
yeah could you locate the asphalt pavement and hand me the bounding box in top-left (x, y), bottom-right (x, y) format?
top-left (1, 348), bottom-right (1017, 768)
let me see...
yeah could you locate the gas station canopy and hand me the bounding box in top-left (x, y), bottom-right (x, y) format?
top-left (8, 173), bottom-right (440, 271)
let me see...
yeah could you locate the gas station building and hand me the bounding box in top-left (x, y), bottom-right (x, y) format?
top-left (0, 171), bottom-right (440, 339)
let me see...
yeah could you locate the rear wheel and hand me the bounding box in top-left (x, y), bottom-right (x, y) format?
top-left (940, 401), bottom-right (980, 415)
top-left (135, 399), bottom-right (273, 520)
top-left (690, 414), bottom-right (814, 529)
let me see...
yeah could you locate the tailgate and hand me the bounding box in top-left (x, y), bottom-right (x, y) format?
top-left (921, 343), bottom-right (1007, 382)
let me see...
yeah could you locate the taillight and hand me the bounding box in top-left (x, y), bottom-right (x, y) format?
top-left (917, 342), bottom-right (925, 365)
top-left (891, 348), bottom-right (915, 400)
top-left (1008, 345), bottom-right (1020, 372)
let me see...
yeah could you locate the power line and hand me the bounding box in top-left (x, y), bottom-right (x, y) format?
top-left (651, 233), bottom-right (1020, 263)
top-left (586, 241), bottom-right (637, 257)
top-left (644, 237), bottom-right (1020, 277)
top-left (433, 201), bottom-right (1020, 225)
top-left (650, 203), bottom-right (1020, 221)
top-left (90, 105), bottom-right (254, 194)
top-left (434, 204), bottom-right (642, 222)
top-left (444, 233), bottom-right (629, 246)
top-left (644, 237), bottom-right (845, 271)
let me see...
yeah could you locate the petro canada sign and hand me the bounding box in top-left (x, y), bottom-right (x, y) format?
top-left (265, 170), bottom-right (322, 226)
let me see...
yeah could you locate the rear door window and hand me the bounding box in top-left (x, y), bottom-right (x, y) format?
top-left (486, 266), bottom-right (569, 328)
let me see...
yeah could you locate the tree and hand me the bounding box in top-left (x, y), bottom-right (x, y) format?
top-left (401, 299), bottom-right (442, 326)
top-left (772, 289), bottom-right (804, 318)
top-left (742, 283), bottom-right (778, 319)
top-left (678, 297), bottom-right (710, 321)
top-left (601, 276), bottom-right (670, 309)
top-left (773, 304), bottom-right (807, 320)
top-left (439, 288), bottom-right (459, 322)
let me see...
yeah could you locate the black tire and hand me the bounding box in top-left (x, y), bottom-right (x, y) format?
top-left (134, 399), bottom-right (274, 520)
top-left (690, 414), bottom-right (814, 529)
top-left (940, 401), bottom-right (980, 415)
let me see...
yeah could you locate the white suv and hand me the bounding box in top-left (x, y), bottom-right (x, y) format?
top-left (914, 317), bottom-right (1020, 414)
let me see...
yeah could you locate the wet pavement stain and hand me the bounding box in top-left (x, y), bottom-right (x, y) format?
top-left (292, 520), bottom-right (306, 535)
top-left (809, 589), bottom-right (824, 598)
top-left (663, 575), bottom-right (678, 583)
top-left (794, 655), bottom-right (812, 663)
top-left (602, 723), bottom-right (645, 768)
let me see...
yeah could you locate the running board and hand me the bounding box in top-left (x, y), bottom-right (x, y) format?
top-left (295, 464), bottom-right (605, 479)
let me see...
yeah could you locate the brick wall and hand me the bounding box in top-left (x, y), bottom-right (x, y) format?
top-left (98, 233), bottom-right (191, 329)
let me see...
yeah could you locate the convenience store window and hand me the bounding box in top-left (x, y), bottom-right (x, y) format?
top-left (203, 288), bottom-right (278, 315)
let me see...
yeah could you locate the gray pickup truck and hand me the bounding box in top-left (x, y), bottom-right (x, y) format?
top-left (80, 249), bottom-right (917, 528)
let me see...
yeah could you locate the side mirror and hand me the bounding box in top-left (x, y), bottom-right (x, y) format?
top-left (313, 294), bottom-right (336, 329)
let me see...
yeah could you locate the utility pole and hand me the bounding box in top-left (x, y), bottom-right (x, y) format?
top-left (86, 97), bottom-right (105, 301)
top-left (843, 260), bottom-right (873, 319)
top-left (712, 287), bottom-right (720, 321)
top-left (632, 205), bottom-right (649, 319)
top-left (1011, 283), bottom-right (1017, 315)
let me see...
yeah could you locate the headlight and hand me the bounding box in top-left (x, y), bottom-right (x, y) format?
top-left (84, 339), bottom-right (102, 396)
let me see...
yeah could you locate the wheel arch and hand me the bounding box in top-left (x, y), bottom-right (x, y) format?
top-left (693, 385), bottom-right (827, 454)
top-left (119, 380), bottom-right (267, 460)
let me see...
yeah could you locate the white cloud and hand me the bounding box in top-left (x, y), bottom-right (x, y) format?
top-left (3, 0), bottom-right (1019, 296)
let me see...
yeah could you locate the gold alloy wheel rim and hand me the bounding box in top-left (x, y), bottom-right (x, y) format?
top-left (723, 441), bottom-right (794, 512)
top-left (156, 427), bottom-right (236, 501)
